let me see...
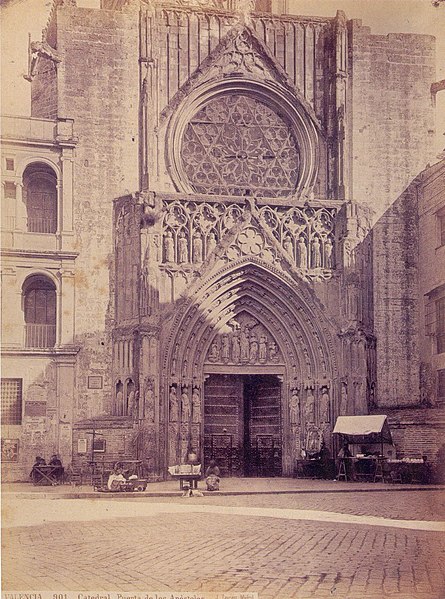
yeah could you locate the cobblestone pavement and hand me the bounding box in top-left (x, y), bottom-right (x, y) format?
top-left (3, 492), bottom-right (445, 599)
top-left (139, 489), bottom-right (445, 521)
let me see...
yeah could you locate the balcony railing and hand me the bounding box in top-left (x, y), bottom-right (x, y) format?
top-left (25, 324), bottom-right (56, 348)
top-left (27, 217), bottom-right (57, 234)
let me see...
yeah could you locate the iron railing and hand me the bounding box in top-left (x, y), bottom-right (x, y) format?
top-left (25, 324), bottom-right (56, 348)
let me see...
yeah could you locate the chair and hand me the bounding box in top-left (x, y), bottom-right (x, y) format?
top-left (389, 468), bottom-right (403, 484)
top-left (66, 465), bottom-right (83, 486)
top-left (373, 458), bottom-right (384, 482)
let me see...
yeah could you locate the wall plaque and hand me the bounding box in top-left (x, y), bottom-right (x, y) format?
top-left (88, 375), bottom-right (103, 389)
top-left (25, 401), bottom-right (46, 417)
top-left (93, 438), bottom-right (106, 452)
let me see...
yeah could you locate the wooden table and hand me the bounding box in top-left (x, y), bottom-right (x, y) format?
top-left (170, 473), bottom-right (201, 490)
top-left (32, 465), bottom-right (61, 485)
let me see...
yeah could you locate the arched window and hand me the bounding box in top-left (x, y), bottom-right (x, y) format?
top-left (23, 163), bottom-right (57, 233)
top-left (23, 275), bottom-right (56, 348)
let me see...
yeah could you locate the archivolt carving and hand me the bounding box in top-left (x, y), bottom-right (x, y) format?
top-left (162, 261), bottom-right (338, 383)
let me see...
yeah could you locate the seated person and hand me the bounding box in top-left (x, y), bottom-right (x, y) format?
top-left (30, 456), bottom-right (46, 483)
top-left (107, 466), bottom-right (127, 491)
top-left (49, 454), bottom-right (64, 482)
top-left (205, 460), bottom-right (221, 491)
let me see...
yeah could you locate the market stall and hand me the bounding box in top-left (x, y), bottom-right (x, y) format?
top-left (333, 415), bottom-right (394, 482)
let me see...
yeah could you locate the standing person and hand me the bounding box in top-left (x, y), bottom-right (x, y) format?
top-left (205, 460), bottom-right (221, 491)
top-left (337, 442), bottom-right (354, 480)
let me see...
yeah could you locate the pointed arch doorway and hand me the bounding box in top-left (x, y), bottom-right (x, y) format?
top-left (204, 372), bottom-right (283, 477)
top-left (162, 260), bottom-right (339, 478)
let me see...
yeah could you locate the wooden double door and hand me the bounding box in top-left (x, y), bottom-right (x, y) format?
top-left (204, 373), bottom-right (282, 477)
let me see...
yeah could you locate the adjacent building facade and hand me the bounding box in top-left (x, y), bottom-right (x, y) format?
top-left (1, 0), bottom-right (444, 480)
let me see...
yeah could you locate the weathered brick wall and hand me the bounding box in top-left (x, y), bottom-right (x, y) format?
top-left (372, 185), bottom-right (420, 408)
top-left (31, 56), bottom-right (58, 119)
top-left (349, 21), bottom-right (436, 217)
top-left (386, 408), bottom-right (445, 461)
top-left (54, 6), bottom-right (140, 421)
top-left (72, 418), bottom-right (135, 470)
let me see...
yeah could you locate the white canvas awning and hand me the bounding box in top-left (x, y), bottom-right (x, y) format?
top-left (333, 415), bottom-right (392, 443)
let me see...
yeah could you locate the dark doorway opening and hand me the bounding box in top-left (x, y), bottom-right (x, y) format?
top-left (204, 373), bottom-right (282, 477)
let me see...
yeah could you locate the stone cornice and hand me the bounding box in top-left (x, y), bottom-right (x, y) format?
top-left (1, 346), bottom-right (80, 357)
top-left (0, 249), bottom-right (79, 261)
top-left (156, 191), bottom-right (345, 210)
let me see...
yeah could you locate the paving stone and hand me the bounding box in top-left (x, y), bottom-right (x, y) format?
top-left (3, 491), bottom-right (445, 598)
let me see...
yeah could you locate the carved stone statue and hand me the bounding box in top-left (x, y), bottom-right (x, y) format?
top-left (289, 388), bottom-right (300, 424)
top-left (312, 237), bottom-right (321, 268)
top-left (324, 237), bottom-right (333, 269)
top-left (207, 231), bottom-right (217, 256)
top-left (232, 333), bottom-right (241, 363)
top-left (249, 333), bottom-right (259, 363)
top-left (140, 262), bottom-right (150, 315)
top-left (221, 334), bottom-right (230, 362)
top-left (340, 382), bottom-right (348, 414)
top-left (320, 387), bottom-right (330, 423)
top-left (298, 237), bottom-right (308, 269)
top-left (181, 387), bottom-right (191, 422)
top-left (259, 334), bottom-right (268, 362)
top-left (284, 235), bottom-right (294, 260)
top-left (127, 389), bottom-right (136, 418)
top-left (343, 239), bottom-right (355, 268)
top-left (305, 390), bottom-right (315, 423)
top-left (164, 230), bottom-right (174, 263)
top-left (144, 381), bottom-right (155, 423)
top-left (269, 340), bottom-right (279, 362)
top-left (191, 387), bottom-right (201, 423)
top-left (169, 386), bottom-right (179, 422)
top-left (178, 231), bottom-right (189, 264)
top-left (208, 339), bottom-right (220, 362)
top-left (240, 325), bottom-right (250, 362)
top-left (116, 390), bottom-right (123, 416)
top-left (192, 231), bottom-right (203, 264)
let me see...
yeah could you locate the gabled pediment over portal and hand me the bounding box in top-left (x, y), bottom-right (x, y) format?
top-left (157, 197), bottom-right (336, 306)
top-left (161, 24), bottom-right (320, 131)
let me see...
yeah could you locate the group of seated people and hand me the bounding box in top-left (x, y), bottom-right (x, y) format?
top-left (106, 462), bottom-right (142, 491)
top-left (30, 455), bottom-right (64, 484)
top-left (107, 464), bottom-right (131, 491)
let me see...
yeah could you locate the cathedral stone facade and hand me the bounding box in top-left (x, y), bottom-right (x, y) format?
top-left (1, 0), bottom-right (443, 480)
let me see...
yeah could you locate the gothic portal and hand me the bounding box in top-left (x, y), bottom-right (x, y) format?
top-left (111, 10), bottom-right (378, 477)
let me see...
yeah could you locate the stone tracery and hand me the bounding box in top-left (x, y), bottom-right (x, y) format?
top-left (181, 93), bottom-right (300, 197)
top-left (160, 198), bottom-right (336, 278)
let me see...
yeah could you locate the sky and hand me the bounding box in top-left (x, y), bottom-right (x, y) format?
top-left (1, 0), bottom-right (445, 152)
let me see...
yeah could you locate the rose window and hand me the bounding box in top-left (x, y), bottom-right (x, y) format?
top-left (181, 94), bottom-right (300, 198)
